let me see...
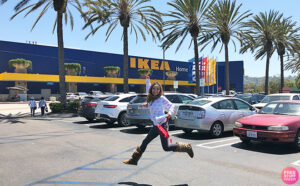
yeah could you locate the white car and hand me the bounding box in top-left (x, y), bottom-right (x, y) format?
top-left (66, 93), bottom-right (79, 101)
top-left (95, 93), bottom-right (137, 127)
top-left (75, 92), bottom-right (88, 100)
top-left (175, 97), bottom-right (257, 137)
top-left (253, 93), bottom-right (300, 109)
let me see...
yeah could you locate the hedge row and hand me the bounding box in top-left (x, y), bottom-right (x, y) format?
top-left (49, 100), bottom-right (80, 113)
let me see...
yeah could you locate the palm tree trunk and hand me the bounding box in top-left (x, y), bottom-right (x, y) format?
top-left (265, 52), bottom-right (270, 95)
top-left (57, 12), bottom-right (66, 104)
top-left (225, 43), bottom-right (229, 95)
top-left (193, 36), bottom-right (200, 96)
top-left (280, 54), bottom-right (284, 93)
top-left (123, 26), bottom-right (129, 93)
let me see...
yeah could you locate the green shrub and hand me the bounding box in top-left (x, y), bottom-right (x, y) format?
top-left (49, 100), bottom-right (80, 113)
top-left (66, 100), bottom-right (80, 113)
top-left (49, 102), bottom-right (64, 113)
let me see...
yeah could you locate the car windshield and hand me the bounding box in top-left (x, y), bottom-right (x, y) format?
top-left (130, 95), bottom-right (147, 104)
top-left (82, 96), bottom-right (99, 102)
top-left (104, 96), bottom-right (119, 101)
top-left (259, 102), bottom-right (300, 116)
top-left (189, 99), bottom-right (212, 106)
top-left (260, 95), bottom-right (290, 103)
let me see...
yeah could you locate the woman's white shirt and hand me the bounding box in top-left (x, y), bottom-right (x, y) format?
top-left (146, 78), bottom-right (175, 125)
top-left (29, 100), bottom-right (36, 107)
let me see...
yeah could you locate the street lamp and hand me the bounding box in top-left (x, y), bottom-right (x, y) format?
top-left (160, 45), bottom-right (169, 91)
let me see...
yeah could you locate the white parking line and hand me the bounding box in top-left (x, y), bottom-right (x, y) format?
top-left (57, 120), bottom-right (76, 123)
top-left (108, 126), bottom-right (138, 131)
top-left (291, 160), bottom-right (300, 167)
top-left (196, 137), bottom-right (240, 149)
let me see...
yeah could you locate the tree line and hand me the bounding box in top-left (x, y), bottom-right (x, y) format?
top-left (1, 0), bottom-right (300, 105)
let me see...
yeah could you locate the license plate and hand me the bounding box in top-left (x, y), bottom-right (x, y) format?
top-left (246, 131), bottom-right (257, 138)
top-left (180, 112), bottom-right (193, 120)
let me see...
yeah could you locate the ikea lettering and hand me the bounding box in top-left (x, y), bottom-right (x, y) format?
top-left (130, 57), bottom-right (170, 71)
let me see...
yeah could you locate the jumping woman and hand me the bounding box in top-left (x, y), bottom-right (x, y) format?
top-left (123, 76), bottom-right (194, 165)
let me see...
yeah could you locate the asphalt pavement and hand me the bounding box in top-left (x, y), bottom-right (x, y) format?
top-left (0, 102), bottom-right (299, 186)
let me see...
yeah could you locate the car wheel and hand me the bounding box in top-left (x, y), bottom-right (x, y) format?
top-left (136, 125), bottom-right (146, 129)
top-left (85, 117), bottom-right (94, 122)
top-left (182, 129), bottom-right (193, 134)
top-left (118, 112), bottom-right (129, 127)
top-left (210, 122), bottom-right (223, 137)
top-left (293, 129), bottom-right (300, 151)
top-left (240, 137), bottom-right (251, 144)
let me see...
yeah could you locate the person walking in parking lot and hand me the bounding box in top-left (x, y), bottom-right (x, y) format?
top-left (123, 76), bottom-right (194, 166)
top-left (28, 97), bottom-right (36, 117)
top-left (39, 97), bottom-right (47, 116)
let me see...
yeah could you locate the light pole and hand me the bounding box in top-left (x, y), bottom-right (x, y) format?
top-left (163, 47), bottom-right (166, 91)
top-left (160, 45), bottom-right (169, 91)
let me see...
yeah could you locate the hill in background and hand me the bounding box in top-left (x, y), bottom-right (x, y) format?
top-left (244, 75), bottom-right (296, 85)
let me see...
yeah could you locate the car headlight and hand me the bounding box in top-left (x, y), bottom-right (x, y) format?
top-left (234, 121), bottom-right (243, 128)
top-left (267, 125), bottom-right (289, 131)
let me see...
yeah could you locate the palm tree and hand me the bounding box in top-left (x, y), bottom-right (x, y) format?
top-left (9, 0), bottom-right (81, 105)
top-left (240, 10), bottom-right (283, 95)
top-left (285, 52), bottom-right (300, 73)
top-left (161, 0), bottom-right (214, 96)
top-left (198, 0), bottom-right (251, 95)
top-left (82, 0), bottom-right (163, 93)
top-left (274, 17), bottom-right (300, 93)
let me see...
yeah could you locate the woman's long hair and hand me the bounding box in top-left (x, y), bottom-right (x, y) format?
top-left (146, 82), bottom-right (164, 105)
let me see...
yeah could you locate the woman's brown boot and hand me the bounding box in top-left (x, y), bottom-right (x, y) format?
top-left (174, 142), bottom-right (194, 158)
top-left (123, 146), bottom-right (143, 165)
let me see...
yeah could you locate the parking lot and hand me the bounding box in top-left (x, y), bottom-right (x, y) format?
top-left (0, 116), bottom-right (299, 186)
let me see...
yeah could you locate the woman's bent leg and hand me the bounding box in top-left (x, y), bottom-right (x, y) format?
top-left (140, 126), bottom-right (159, 153)
top-left (123, 126), bottom-right (159, 166)
top-left (160, 123), bottom-right (177, 151)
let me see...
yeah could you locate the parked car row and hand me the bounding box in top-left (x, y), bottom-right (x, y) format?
top-left (77, 92), bottom-right (300, 151)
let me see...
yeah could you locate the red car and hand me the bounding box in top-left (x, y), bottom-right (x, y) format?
top-left (233, 100), bottom-right (300, 150)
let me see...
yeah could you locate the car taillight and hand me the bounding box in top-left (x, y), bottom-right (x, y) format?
top-left (104, 105), bottom-right (117, 108)
top-left (197, 110), bottom-right (205, 119)
top-left (85, 103), bottom-right (96, 107)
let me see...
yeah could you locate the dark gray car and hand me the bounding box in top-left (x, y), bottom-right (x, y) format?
top-left (127, 93), bottom-right (194, 128)
top-left (78, 95), bottom-right (112, 122)
top-left (234, 93), bottom-right (265, 105)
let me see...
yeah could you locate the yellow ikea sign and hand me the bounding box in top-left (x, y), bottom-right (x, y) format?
top-left (130, 57), bottom-right (170, 71)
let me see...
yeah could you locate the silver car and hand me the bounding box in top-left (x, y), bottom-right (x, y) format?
top-left (253, 93), bottom-right (300, 109)
top-left (175, 97), bottom-right (257, 137)
top-left (127, 93), bottom-right (195, 128)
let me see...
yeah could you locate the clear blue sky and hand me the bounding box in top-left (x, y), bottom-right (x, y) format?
top-left (1, 0), bottom-right (300, 77)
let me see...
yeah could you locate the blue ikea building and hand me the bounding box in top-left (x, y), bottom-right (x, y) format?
top-left (0, 40), bottom-right (243, 94)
